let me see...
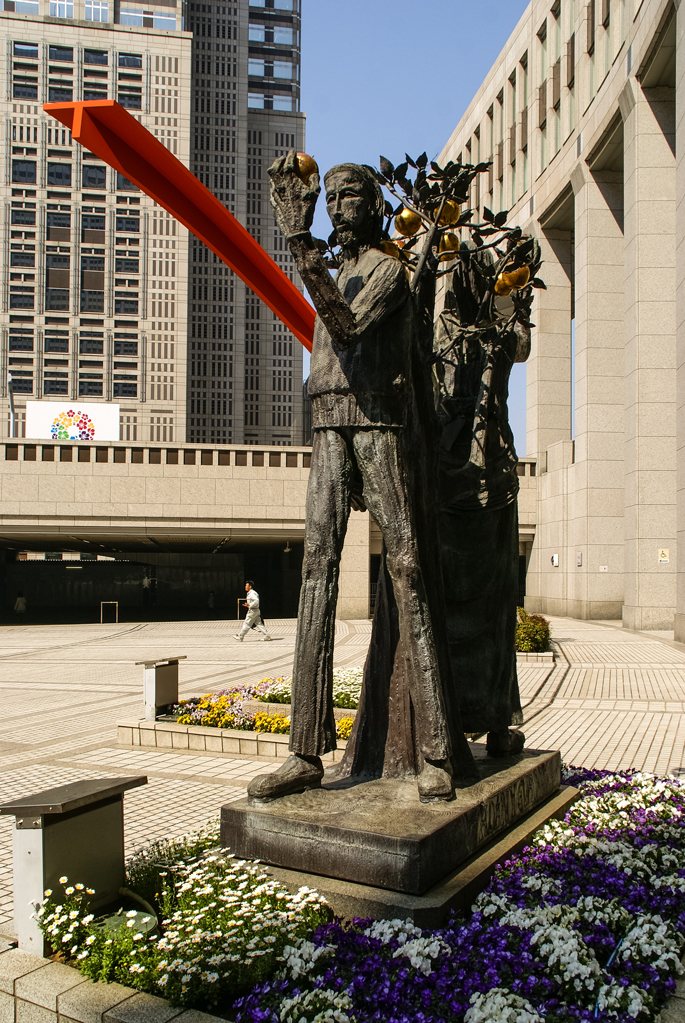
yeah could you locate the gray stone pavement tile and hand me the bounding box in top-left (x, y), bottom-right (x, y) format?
top-left (58, 980), bottom-right (136, 1023)
top-left (103, 992), bottom-right (183, 1023)
top-left (0, 950), bottom-right (49, 995)
top-left (15, 963), bottom-right (86, 1010)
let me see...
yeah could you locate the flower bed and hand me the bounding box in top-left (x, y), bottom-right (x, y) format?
top-left (172, 668), bottom-right (362, 735)
top-left (36, 769), bottom-right (685, 1022)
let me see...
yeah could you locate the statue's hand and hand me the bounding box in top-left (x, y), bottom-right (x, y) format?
top-left (268, 150), bottom-right (320, 238)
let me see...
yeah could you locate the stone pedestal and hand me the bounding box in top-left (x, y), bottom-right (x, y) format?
top-left (221, 745), bottom-right (560, 897)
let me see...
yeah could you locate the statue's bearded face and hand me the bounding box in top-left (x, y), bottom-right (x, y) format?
top-left (325, 171), bottom-right (370, 247)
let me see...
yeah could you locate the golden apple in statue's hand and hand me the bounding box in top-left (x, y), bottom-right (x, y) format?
top-left (395, 208), bottom-right (423, 237)
top-left (294, 152), bottom-right (319, 184)
top-left (379, 240), bottom-right (402, 259)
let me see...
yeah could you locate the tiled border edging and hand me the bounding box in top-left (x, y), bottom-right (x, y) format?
top-left (0, 946), bottom-right (228, 1023)
top-left (117, 721), bottom-right (347, 762)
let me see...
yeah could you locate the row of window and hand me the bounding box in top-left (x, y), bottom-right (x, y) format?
top-left (9, 377), bottom-right (137, 397)
top-left (248, 23), bottom-right (295, 45)
top-left (9, 291), bottom-right (139, 314)
top-left (247, 58), bottom-right (294, 80)
top-left (13, 40), bottom-right (141, 66)
top-left (247, 94), bottom-right (293, 111)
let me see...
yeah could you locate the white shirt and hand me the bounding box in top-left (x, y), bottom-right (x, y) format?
top-left (245, 588), bottom-right (260, 610)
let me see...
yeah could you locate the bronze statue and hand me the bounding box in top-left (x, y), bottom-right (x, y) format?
top-left (247, 150), bottom-right (542, 804)
top-left (247, 155), bottom-right (478, 804)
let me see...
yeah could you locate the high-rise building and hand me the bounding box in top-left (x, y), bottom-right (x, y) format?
top-left (0, 0), bottom-right (306, 447)
top-left (0, 9), bottom-right (193, 441)
top-left (185, 0), bottom-right (305, 447)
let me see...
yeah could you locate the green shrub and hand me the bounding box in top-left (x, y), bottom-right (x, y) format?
top-left (516, 608), bottom-right (551, 653)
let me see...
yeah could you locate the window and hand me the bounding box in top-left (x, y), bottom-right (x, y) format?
top-left (49, 1), bottom-right (74, 16)
top-left (79, 334), bottom-right (104, 353)
top-left (115, 258), bottom-right (139, 273)
top-left (13, 80), bottom-right (38, 100)
top-left (119, 8), bottom-right (142, 23)
top-left (154, 12), bottom-right (175, 28)
top-left (80, 291), bottom-right (104, 312)
top-left (82, 164), bottom-right (106, 189)
top-left (84, 47), bottom-right (108, 64)
top-left (273, 95), bottom-right (292, 111)
top-left (12, 161), bottom-right (36, 184)
top-left (273, 61), bottom-right (292, 79)
top-left (45, 333), bottom-right (68, 352)
top-left (9, 332), bottom-right (33, 351)
top-left (118, 53), bottom-right (142, 68)
top-left (116, 173), bottom-right (139, 191)
top-left (114, 381), bottom-right (137, 397)
top-left (10, 251), bottom-right (35, 267)
top-left (81, 256), bottom-right (105, 272)
top-left (14, 41), bottom-right (38, 58)
top-left (44, 380), bottom-right (68, 394)
top-left (84, 87), bottom-right (107, 101)
top-left (82, 215), bottom-right (105, 232)
top-left (248, 23), bottom-right (265, 41)
top-left (114, 340), bottom-right (137, 355)
top-left (118, 90), bottom-right (142, 110)
top-left (47, 163), bottom-right (72, 187)
top-left (248, 93), bottom-right (264, 109)
top-left (11, 209), bottom-right (36, 226)
top-left (49, 45), bottom-right (73, 61)
top-left (45, 289), bottom-right (69, 310)
top-left (248, 58), bottom-right (265, 76)
top-left (115, 217), bottom-right (140, 233)
top-left (79, 380), bottom-right (103, 396)
top-left (13, 2), bottom-right (40, 14)
top-left (274, 26), bottom-right (293, 44)
top-left (85, 0), bottom-right (108, 19)
top-left (10, 377), bottom-right (33, 394)
top-left (10, 292), bottom-right (34, 309)
top-left (115, 298), bottom-right (139, 314)
top-left (48, 86), bottom-right (73, 102)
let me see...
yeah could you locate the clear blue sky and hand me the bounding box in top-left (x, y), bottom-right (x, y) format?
top-left (299, 0), bottom-right (531, 454)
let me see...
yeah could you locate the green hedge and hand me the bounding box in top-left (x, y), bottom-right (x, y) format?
top-left (516, 608), bottom-right (551, 652)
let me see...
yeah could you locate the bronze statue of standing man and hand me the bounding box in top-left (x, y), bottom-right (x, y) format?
top-left (248, 153), bottom-right (476, 804)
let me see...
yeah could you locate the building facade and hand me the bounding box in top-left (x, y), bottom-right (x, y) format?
top-left (185, 0), bottom-right (305, 447)
top-left (439, 0), bottom-right (684, 632)
top-left (0, 10), bottom-right (193, 443)
top-left (0, 0), bottom-right (306, 449)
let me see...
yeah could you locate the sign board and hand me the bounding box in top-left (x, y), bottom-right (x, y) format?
top-left (658, 548), bottom-right (670, 564)
top-left (25, 402), bottom-right (120, 442)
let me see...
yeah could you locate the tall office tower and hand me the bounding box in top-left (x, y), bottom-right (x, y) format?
top-left (186, 0), bottom-right (305, 447)
top-left (0, 8), bottom-right (193, 441)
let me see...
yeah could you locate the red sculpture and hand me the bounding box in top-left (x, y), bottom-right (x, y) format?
top-left (44, 100), bottom-right (315, 351)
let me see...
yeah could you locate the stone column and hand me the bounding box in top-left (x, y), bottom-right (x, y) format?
top-left (675, 0), bottom-right (685, 641)
top-left (337, 508), bottom-right (370, 620)
top-left (526, 225), bottom-right (573, 462)
top-left (621, 78), bottom-right (677, 631)
top-left (568, 162), bottom-right (625, 619)
top-left (524, 223), bottom-right (573, 614)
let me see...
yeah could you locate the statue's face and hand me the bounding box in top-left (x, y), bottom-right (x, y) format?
top-left (325, 171), bottom-right (370, 245)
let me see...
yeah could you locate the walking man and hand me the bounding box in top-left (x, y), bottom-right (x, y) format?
top-left (234, 580), bottom-right (271, 642)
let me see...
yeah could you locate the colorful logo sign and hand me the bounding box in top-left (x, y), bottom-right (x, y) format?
top-left (50, 409), bottom-right (96, 441)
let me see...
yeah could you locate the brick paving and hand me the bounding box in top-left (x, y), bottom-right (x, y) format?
top-left (0, 613), bottom-right (684, 933)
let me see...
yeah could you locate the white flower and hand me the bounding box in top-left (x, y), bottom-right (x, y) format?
top-left (465, 988), bottom-right (543, 1023)
top-left (59, 877), bottom-right (67, 884)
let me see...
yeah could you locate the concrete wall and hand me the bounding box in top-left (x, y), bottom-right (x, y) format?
top-left (440, 0), bottom-right (680, 629)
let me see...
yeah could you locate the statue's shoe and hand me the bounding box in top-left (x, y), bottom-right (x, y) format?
top-left (486, 728), bottom-right (525, 757)
top-left (418, 759), bottom-right (454, 803)
top-left (248, 754), bottom-right (324, 802)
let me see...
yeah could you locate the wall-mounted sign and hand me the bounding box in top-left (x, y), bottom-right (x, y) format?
top-left (599, 565), bottom-right (608, 573)
top-left (551, 554), bottom-right (559, 567)
top-left (26, 402), bottom-right (120, 442)
top-left (658, 548), bottom-right (670, 564)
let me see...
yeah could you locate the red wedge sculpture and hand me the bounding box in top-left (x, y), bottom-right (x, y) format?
top-left (44, 100), bottom-right (315, 351)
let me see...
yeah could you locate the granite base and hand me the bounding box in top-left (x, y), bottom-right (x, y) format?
top-left (262, 785), bottom-right (578, 926)
top-left (220, 744), bottom-right (561, 895)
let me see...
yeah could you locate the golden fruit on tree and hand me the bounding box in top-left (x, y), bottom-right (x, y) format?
top-left (438, 232), bottom-right (460, 261)
top-left (436, 200), bottom-right (461, 226)
top-left (379, 240), bottom-right (402, 259)
top-left (395, 208), bottom-right (423, 237)
top-left (295, 152), bottom-right (319, 183)
top-left (494, 265), bottom-right (531, 295)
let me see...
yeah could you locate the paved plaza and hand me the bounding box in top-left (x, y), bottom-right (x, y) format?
top-left (0, 614), bottom-right (684, 934)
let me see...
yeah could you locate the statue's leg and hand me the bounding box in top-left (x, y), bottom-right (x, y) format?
top-left (248, 429), bottom-right (353, 802)
top-left (353, 430), bottom-right (453, 801)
